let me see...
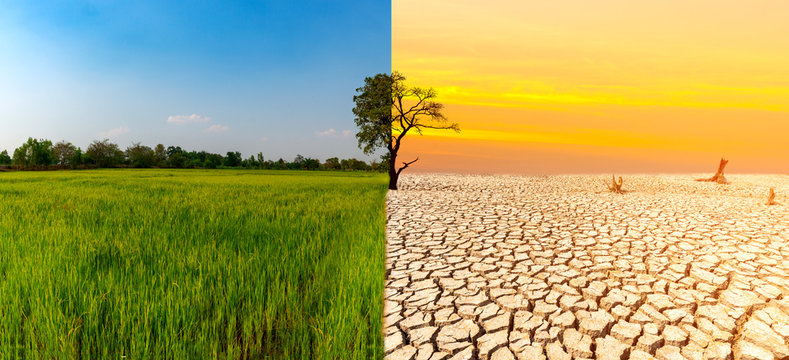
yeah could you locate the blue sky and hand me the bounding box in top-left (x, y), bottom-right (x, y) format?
top-left (0, 1), bottom-right (390, 161)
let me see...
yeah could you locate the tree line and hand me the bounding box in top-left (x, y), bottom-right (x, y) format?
top-left (0, 138), bottom-right (387, 172)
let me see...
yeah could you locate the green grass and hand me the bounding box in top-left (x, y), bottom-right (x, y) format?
top-left (0, 169), bottom-right (387, 359)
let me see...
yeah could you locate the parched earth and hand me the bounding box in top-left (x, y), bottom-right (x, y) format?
top-left (384, 174), bottom-right (789, 360)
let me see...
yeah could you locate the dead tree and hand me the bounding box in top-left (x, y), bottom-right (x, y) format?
top-left (608, 175), bottom-right (625, 194)
top-left (767, 187), bottom-right (777, 205)
top-left (696, 158), bottom-right (729, 184)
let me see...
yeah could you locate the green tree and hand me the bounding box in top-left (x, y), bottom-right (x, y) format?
top-left (53, 141), bottom-right (77, 166)
top-left (205, 153), bottom-right (223, 169)
top-left (154, 144), bottom-right (167, 166)
top-left (323, 157), bottom-right (340, 170)
top-left (370, 159), bottom-right (386, 172)
top-left (224, 151), bottom-right (241, 167)
top-left (165, 146), bottom-right (185, 167)
top-left (0, 150), bottom-right (13, 165)
top-left (378, 153), bottom-right (390, 173)
top-left (168, 153), bottom-right (186, 168)
top-left (0, 150), bottom-right (11, 165)
top-left (13, 138), bottom-right (55, 167)
top-left (126, 142), bottom-right (155, 168)
top-left (86, 139), bottom-right (124, 167)
top-left (353, 71), bottom-right (458, 190)
top-left (12, 147), bottom-right (26, 166)
top-left (293, 154), bottom-right (305, 167)
top-left (71, 148), bottom-right (83, 169)
top-left (166, 146), bottom-right (183, 158)
top-left (303, 157), bottom-right (320, 170)
top-left (346, 158), bottom-right (370, 171)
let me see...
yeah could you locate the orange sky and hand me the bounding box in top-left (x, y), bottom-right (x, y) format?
top-left (393, 0), bottom-right (789, 174)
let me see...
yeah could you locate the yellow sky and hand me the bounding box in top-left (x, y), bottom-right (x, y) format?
top-left (393, 0), bottom-right (789, 173)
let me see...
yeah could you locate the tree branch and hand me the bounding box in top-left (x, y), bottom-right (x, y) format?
top-left (396, 157), bottom-right (419, 176)
top-left (395, 121), bottom-right (415, 148)
top-left (416, 123), bottom-right (460, 131)
top-left (402, 96), bottom-right (428, 118)
top-left (396, 95), bottom-right (407, 131)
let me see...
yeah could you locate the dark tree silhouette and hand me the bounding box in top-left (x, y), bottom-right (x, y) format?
top-left (353, 71), bottom-right (459, 190)
top-left (0, 150), bottom-right (11, 165)
top-left (224, 151), bottom-right (242, 167)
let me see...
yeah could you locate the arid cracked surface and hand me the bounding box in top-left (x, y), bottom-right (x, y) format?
top-left (384, 174), bottom-right (789, 360)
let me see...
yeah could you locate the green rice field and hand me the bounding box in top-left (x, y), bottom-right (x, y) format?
top-left (0, 169), bottom-right (388, 359)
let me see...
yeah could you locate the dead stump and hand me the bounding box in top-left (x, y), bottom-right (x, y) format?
top-left (767, 187), bottom-right (777, 205)
top-left (696, 158), bottom-right (729, 184)
top-left (608, 175), bottom-right (625, 194)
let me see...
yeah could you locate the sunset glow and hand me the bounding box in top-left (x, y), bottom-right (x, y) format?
top-left (393, 0), bottom-right (789, 173)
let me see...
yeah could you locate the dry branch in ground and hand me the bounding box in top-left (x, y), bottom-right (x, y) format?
top-left (696, 158), bottom-right (729, 184)
top-left (608, 175), bottom-right (625, 194)
top-left (767, 187), bottom-right (777, 205)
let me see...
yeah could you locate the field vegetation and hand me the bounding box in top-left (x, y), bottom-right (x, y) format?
top-left (0, 169), bottom-right (387, 359)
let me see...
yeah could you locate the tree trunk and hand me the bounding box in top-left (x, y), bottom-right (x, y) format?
top-left (388, 150), bottom-right (398, 190)
top-left (767, 187), bottom-right (777, 205)
top-left (389, 171), bottom-right (399, 190)
top-left (711, 158), bottom-right (728, 182)
top-left (696, 158), bottom-right (729, 184)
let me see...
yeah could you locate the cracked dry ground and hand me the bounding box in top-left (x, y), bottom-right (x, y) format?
top-left (384, 174), bottom-right (789, 360)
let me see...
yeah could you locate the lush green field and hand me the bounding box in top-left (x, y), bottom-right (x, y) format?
top-left (0, 169), bottom-right (387, 359)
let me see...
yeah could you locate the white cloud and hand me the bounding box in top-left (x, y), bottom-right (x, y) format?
top-left (316, 128), bottom-right (338, 137)
top-left (100, 126), bottom-right (130, 138)
top-left (167, 114), bottom-right (211, 124)
top-left (316, 129), bottom-right (353, 138)
top-left (204, 124), bottom-right (229, 133)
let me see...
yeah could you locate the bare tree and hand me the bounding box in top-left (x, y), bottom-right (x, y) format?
top-left (389, 72), bottom-right (459, 189)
